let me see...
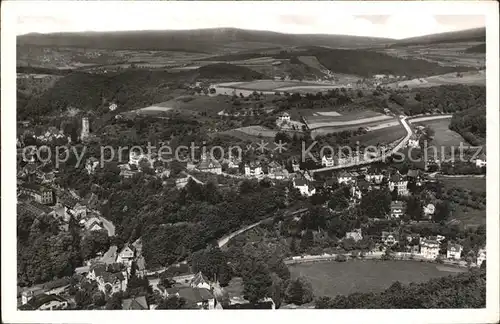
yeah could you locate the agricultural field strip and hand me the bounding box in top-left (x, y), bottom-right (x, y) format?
top-left (297, 56), bottom-right (329, 71)
top-left (215, 80), bottom-right (337, 91)
top-left (305, 115), bottom-right (395, 129)
top-left (138, 106), bottom-right (174, 112)
top-left (407, 115), bottom-right (452, 123)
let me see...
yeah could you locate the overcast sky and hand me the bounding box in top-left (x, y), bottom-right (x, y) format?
top-left (14, 1), bottom-right (486, 39)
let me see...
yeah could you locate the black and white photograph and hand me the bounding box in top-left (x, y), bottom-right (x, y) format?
top-left (1, 1), bottom-right (499, 323)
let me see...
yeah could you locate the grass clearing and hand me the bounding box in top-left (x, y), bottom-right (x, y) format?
top-left (350, 124), bottom-right (406, 146)
top-left (415, 118), bottom-right (466, 151)
top-left (314, 111), bottom-right (342, 117)
top-left (439, 176), bottom-right (486, 227)
top-left (297, 56), bottom-right (328, 71)
top-left (305, 115), bottom-right (394, 129)
top-left (235, 126), bottom-right (277, 138)
top-left (231, 80), bottom-right (319, 91)
top-left (289, 259), bottom-right (466, 298)
top-left (439, 176), bottom-right (486, 192)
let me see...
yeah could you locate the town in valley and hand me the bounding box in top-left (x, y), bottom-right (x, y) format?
top-left (14, 10), bottom-right (488, 311)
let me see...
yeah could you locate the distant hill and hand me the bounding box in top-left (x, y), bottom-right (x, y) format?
top-left (17, 64), bottom-right (266, 119)
top-left (17, 28), bottom-right (392, 52)
top-left (391, 27), bottom-right (485, 46)
top-left (271, 47), bottom-right (473, 78)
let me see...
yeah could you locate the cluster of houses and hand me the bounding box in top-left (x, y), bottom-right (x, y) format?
top-left (84, 240), bottom-right (146, 296)
top-left (19, 278), bottom-right (72, 310)
top-left (190, 152), bottom-right (291, 181)
top-left (293, 168), bottom-right (420, 201)
top-left (348, 228), bottom-right (486, 265)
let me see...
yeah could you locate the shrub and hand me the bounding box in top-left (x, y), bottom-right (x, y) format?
top-left (335, 254), bottom-right (347, 262)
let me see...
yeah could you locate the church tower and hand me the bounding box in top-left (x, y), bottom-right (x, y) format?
top-left (81, 117), bottom-right (90, 140)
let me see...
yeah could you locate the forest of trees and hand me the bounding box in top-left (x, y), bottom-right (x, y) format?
top-left (17, 211), bottom-right (82, 286)
top-left (405, 85), bottom-right (485, 116)
top-left (449, 106), bottom-right (486, 146)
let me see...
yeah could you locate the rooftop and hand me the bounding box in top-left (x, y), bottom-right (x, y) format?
top-left (177, 287), bottom-right (213, 304)
top-left (20, 294), bottom-right (67, 310)
top-left (122, 296), bottom-right (148, 310)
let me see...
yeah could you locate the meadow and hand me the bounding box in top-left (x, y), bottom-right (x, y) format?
top-left (220, 126), bottom-right (277, 144)
top-left (305, 114), bottom-right (394, 129)
top-left (349, 124), bottom-right (406, 146)
top-left (415, 118), bottom-right (466, 148)
top-left (297, 56), bottom-right (328, 71)
top-left (386, 70), bottom-right (485, 89)
top-left (222, 80), bottom-right (324, 91)
top-left (289, 259), bottom-right (466, 298)
top-left (439, 176), bottom-right (486, 227)
top-left (439, 176), bottom-right (486, 192)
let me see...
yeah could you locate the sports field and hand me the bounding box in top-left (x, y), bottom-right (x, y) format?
top-left (289, 259), bottom-right (466, 298)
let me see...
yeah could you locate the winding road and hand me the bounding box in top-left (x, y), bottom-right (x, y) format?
top-left (310, 114), bottom-right (453, 174)
top-left (217, 208), bottom-right (309, 248)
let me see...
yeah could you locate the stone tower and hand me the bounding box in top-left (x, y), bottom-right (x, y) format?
top-left (81, 117), bottom-right (90, 140)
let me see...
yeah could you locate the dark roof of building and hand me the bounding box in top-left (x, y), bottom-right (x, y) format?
top-left (18, 201), bottom-right (54, 216)
top-left (90, 263), bottom-right (107, 277)
top-left (223, 301), bottom-right (274, 309)
top-left (421, 238), bottom-right (440, 245)
top-left (268, 161), bottom-right (281, 169)
top-left (166, 287), bottom-right (180, 295)
top-left (107, 263), bottom-right (125, 273)
top-left (177, 287), bottom-right (213, 303)
top-left (391, 201), bottom-right (404, 208)
top-left (447, 243), bottom-right (463, 251)
top-left (21, 294), bottom-right (67, 310)
top-left (390, 174), bottom-right (402, 182)
top-left (294, 178), bottom-right (308, 186)
top-left (407, 169), bottom-right (419, 178)
top-left (324, 178), bottom-right (336, 187)
top-left (59, 194), bottom-right (79, 208)
top-left (122, 296), bottom-right (148, 310)
top-left (19, 183), bottom-right (50, 192)
top-left (101, 271), bottom-right (125, 284)
top-left (163, 263), bottom-right (192, 277)
top-left (357, 179), bottom-right (370, 190)
top-left (338, 171), bottom-right (352, 178)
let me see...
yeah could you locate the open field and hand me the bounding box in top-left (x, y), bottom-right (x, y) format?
top-left (314, 111), bottom-right (342, 117)
top-left (386, 70), bottom-right (485, 89)
top-left (289, 260), bottom-right (466, 298)
top-left (235, 126), bottom-right (277, 138)
top-left (349, 124), bottom-right (406, 146)
top-left (439, 176), bottom-right (486, 227)
top-left (449, 207), bottom-right (486, 228)
top-left (220, 126), bottom-right (277, 143)
top-left (304, 111), bottom-right (394, 129)
top-left (439, 176), bottom-right (486, 192)
top-left (380, 41), bottom-right (485, 68)
top-left (415, 118), bottom-right (466, 147)
top-left (219, 80), bottom-right (326, 91)
top-left (311, 119), bottom-right (400, 139)
top-left (276, 85), bottom-right (342, 93)
top-left (297, 56), bottom-right (329, 72)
